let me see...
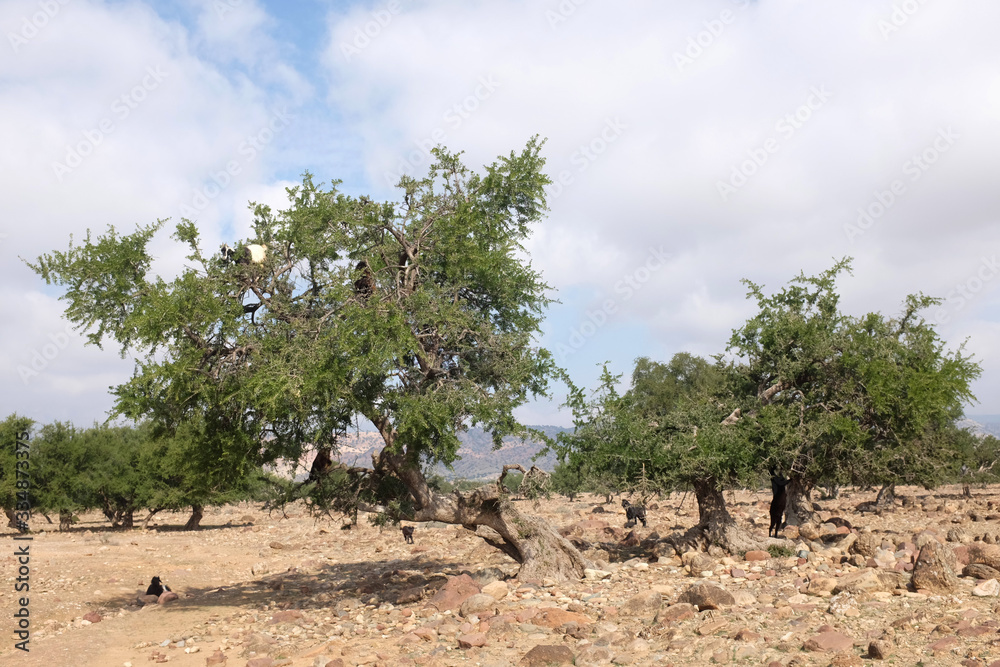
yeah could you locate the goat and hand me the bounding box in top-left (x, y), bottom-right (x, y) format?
top-left (145, 576), bottom-right (171, 597)
top-left (220, 243), bottom-right (268, 264)
top-left (401, 525), bottom-right (414, 544)
top-left (769, 473), bottom-right (789, 538)
top-left (621, 499), bottom-right (647, 528)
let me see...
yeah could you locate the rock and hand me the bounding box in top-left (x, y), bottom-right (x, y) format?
top-left (619, 590), bottom-right (662, 618)
top-left (868, 639), bottom-right (893, 659)
top-left (744, 550), bottom-right (769, 561)
top-left (428, 574), bottom-right (480, 612)
top-left (621, 530), bottom-right (640, 546)
top-left (829, 653), bottom-right (864, 667)
top-left (136, 594), bottom-right (160, 605)
top-left (833, 567), bottom-right (907, 595)
top-left (963, 563), bottom-right (1000, 579)
top-left (733, 590), bottom-right (756, 606)
top-left (205, 650), bottom-right (228, 665)
top-left (520, 644), bottom-right (575, 665)
top-left (799, 523), bottom-right (821, 540)
top-left (532, 607), bottom-right (593, 629)
top-left (583, 568), bottom-right (612, 581)
top-left (656, 603), bottom-right (696, 623)
top-left (246, 659), bottom-right (275, 667)
top-left (677, 583), bottom-right (735, 610)
top-left (269, 541), bottom-right (285, 549)
top-left (851, 532), bottom-right (881, 558)
top-left (972, 578), bottom-right (1000, 597)
top-left (967, 543), bottom-right (1000, 570)
top-left (205, 649), bottom-right (228, 665)
top-left (157, 591), bottom-right (178, 604)
top-left (460, 593), bottom-right (498, 617)
top-left (457, 632), bottom-right (488, 648)
top-left (395, 585), bottom-right (425, 604)
top-left (911, 542), bottom-right (960, 594)
top-left (269, 610), bottom-right (304, 624)
top-left (481, 580), bottom-right (508, 600)
top-left (803, 631), bottom-right (854, 652)
top-left (826, 592), bottom-right (858, 616)
top-left (82, 611), bottom-right (102, 623)
top-left (805, 577), bottom-right (837, 596)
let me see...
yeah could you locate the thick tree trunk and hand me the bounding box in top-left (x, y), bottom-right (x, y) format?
top-left (377, 446), bottom-right (591, 582)
top-left (184, 504), bottom-right (204, 530)
top-left (684, 478), bottom-right (770, 554)
top-left (121, 508), bottom-right (135, 530)
top-left (874, 483), bottom-right (896, 509)
top-left (783, 476), bottom-right (816, 526)
top-left (5, 507), bottom-right (27, 532)
top-left (59, 510), bottom-right (76, 531)
top-left (142, 508), bottom-right (163, 530)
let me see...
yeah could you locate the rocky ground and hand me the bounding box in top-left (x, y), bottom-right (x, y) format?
top-left (3, 485), bottom-right (1000, 666)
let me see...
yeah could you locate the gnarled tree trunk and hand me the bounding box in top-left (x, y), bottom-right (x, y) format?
top-left (688, 478), bottom-right (770, 554)
top-left (378, 445), bottom-right (591, 582)
top-left (783, 476), bottom-right (816, 526)
top-left (184, 504), bottom-right (204, 530)
top-left (874, 483), bottom-right (896, 509)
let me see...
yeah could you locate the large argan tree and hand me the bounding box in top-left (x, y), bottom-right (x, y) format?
top-left (27, 140), bottom-right (591, 581)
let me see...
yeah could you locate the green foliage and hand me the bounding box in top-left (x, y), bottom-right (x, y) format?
top-left (767, 544), bottom-right (795, 558)
top-left (0, 414), bottom-right (33, 529)
top-left (27, 140), bottom-right (557, 519)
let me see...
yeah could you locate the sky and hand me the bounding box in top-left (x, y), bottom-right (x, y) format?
top-left (2, 0), bottom-right (999, 429)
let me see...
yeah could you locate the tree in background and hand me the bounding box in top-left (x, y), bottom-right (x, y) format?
top-left (28, 140), bottom-right (591, 581)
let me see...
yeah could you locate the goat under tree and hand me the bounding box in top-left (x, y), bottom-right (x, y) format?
top-left (26, 139), bottom-right (594, 581)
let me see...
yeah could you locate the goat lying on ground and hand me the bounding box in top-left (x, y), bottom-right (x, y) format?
top-left (145, 576), bottom-right (171, 597)
top-left (769, 473), bottom-right (789, 538)
top-left (401, 525), bottom-right (414, 544)
top-left (621, 499), bottom-right (647, 528)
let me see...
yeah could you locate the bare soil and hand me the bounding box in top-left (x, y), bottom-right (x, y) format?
top-left (3, 484), bottom-right (1000, 667)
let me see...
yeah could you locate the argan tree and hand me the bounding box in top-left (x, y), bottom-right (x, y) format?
top-left (28, 139), bottom-right (591, 580)
top-left (0, 414), bottom-right (34, 532)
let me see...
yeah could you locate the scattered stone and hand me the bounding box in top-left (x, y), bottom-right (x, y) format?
top-left (677, 583), bottom-right (735, 610)
top-left (619, 590), bottom-right (662, 618)
top-left (656, 603), bottom-right (696, 623)
top-left (82, 611), bottom-right (102, 623)
top-left (833, 567), bottom-right (906, 595)
top-left (911, 541), bottom-right (960, 594)
top-left (803, 630), bottom-right (854, 652)
top-left (460, 593), bottom-right (498, 617)
top-left (157, 591), bottom-right (178, 604)
top-left (520, 644), bottom-right (575, 665)
top-left (428, 574), bottom-right (480, 612)
top-left (583, 568), bottom-right (612, 581)
top-left (805, 576), bottom-right (837, 596)
top-left (963, 563), bottom-right (1000, 579)
top-left (205, 649), bottom-right (227, 665)
top-left (532, 607), bottom-right (592, 629)
top-left (868, 639), bottom-right (892, 659)
top-left (457, 632), bottom-right (488, 648)
top-left (744, 550), bottom-right (769, 561)
top-left (972, 578), bottom-right (1000, 597)
top-left (481, 580), bottom-right (508, 600)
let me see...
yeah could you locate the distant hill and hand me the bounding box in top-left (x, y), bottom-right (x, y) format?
top-left (333, 425), bottom-right (570, 481)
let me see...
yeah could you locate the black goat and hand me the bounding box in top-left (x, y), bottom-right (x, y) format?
top-left (769, 473), bottom-right (789, 538)
top-left (621, 499), bottom-right (647, 528)
top-left (401, 525), bottom-right (414, 544)
top-left (145, 576), bottom-right (171, 597)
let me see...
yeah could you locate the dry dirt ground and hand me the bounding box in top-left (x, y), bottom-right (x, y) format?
top-left (3, 485), bottom-right (1000, 667)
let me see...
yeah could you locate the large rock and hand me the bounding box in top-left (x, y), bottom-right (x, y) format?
top-left (967, 543), bottom-right (1000, 570)
top-left (805, 577), bottom-right (838, 596)
top-left (520, 644), bottom-right (575, 665)
top-left (850, 532), bottom-right (881, 558)
top-left (460, 593), bottom-right (498, 617)
top-left (833, 568), bottom-right (906, 595)
top-left (619, 590), bottom-right (662, 618)
top-left (972, 578), bottom-right (1000, 597)
top-left (481, 580), bottom-right (508, 600)
top-left (911, 542), bottom-right (960, 594)
top-left (963, 563), bottom-right (1000, 579)
top-left (677, 583), bottom-right (735, 610)
top-left (428, 574), bottom-right (481, 612)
